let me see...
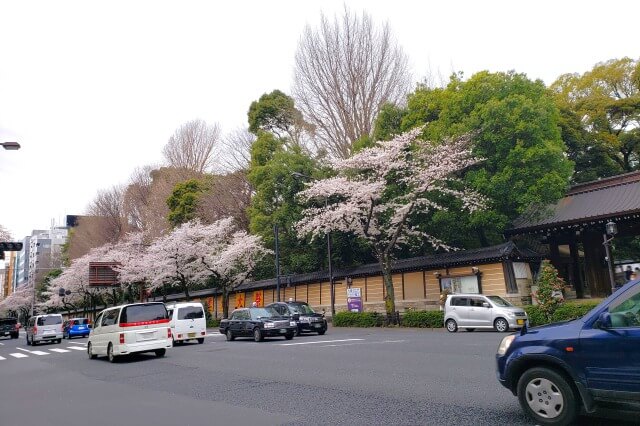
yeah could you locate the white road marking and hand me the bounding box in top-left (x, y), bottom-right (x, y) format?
top-left (317, 339), bottom-right (406, 347)
top-left (49, 348), bottom-right (70, 353)
top-left (9, 353), bottom-right (28, 358)
top-left (16, 347), bottom-right (49, 355)
top-left (278, 338), bottom-right (364, 346)
top-left (67, 346), bottom-right (86, 351)
top-left (0, 342), bottom-right (4, 345)
top-left (0, 355), bottom-right (5, 360)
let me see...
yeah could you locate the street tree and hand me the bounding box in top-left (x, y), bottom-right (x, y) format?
top-left (167, 179), bottom-right (205, 227)
top-left (551, 57), bottom-right (640, 174)
top-left (0, 284), bottom-right (33, 321)
top-left (163, 119), bottom-right (221, 173)
top-left (192, 217), bottom-right (270, 318)
top-left (293, 7), bottom-right (410, 158)
top-left (248, 90), bottom-right (310, 146)
top-left (296, 128), bottom-right (483, 320)
top-left (220, 127), bottom-right (255, 172)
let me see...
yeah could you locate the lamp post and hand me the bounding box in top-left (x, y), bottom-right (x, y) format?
top-left (603, 221), bottom-right (618, 294)
top-left (1, 141), bottom-right (21, 150)
top-left (291, 172), bottom-right (335, 317)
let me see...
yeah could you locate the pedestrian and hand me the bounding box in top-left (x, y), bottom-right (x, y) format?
top-left (251, 301), bottom-right (258, 307)
top-left (625, 265), bottom-right (633, 281)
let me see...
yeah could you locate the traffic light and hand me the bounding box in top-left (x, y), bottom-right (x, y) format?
top-left (0, 242), bottom-right (23, 251)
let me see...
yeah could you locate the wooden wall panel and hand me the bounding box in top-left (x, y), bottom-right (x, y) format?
top-left (366, 276), bottom-right (384, 301)
top-left (403, 272), bottom-right (424, 300)
top-left (263, 289), bottom-right (275, 305)
top-left (308, 283), bottom-right (321, 305)
top-left (320, 281), bottom-right (331, 305)
top-left (334, 281), bottom-right (346, 305)
top-left (392, 274), bottom-right (403, 300)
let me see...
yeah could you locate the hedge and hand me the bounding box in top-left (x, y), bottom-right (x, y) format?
top-left (206, 318), bottom-right (221, 328)
top-left (333, 312), bottom-right (383, 327)
top-left (332, 301), bottom-right (601, 328)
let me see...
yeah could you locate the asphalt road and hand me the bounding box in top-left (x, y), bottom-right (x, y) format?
top-left (0, 327), bottom-right (634, 425)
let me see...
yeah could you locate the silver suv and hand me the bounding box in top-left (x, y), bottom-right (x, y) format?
top-left (444, 294), bottom-right (527, 332)
top-left (26, 314), bottom-right (63, 345)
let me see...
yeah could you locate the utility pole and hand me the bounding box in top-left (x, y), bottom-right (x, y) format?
top-left (274, 224), bottom-right (281, 302)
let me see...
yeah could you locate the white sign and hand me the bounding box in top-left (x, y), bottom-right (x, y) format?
top-left (346, 287), bottom-right (361, 298)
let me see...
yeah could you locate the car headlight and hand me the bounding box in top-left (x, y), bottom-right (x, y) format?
top-left (264, 323), bottom-right (275, 328)
top-left (497, 335), bottom-right (515, 356)
top-left (290, 321), bottom-right (297, 327)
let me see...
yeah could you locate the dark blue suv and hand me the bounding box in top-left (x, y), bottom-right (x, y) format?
top-left (496, 279), bottom-right (640, 425)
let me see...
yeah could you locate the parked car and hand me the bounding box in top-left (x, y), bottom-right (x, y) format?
top-left (444, 294), bottom-right (528, 332)
top-left (26, 314), bottom-right (63, 345)
top-left (496, 279), bottom-right (640, 425)
top-left (88, 302), bottom-right (172, 363)
top-left (0, 317), bottom-right (20, 339)
top-left (219, 307), bottom-right (297, 342)
top-left (267, 301), bottom-right (327, 336)
top-left (63, 317), bottom-right (91, 339)
top-left (166, 302), bottom-right (206, 344)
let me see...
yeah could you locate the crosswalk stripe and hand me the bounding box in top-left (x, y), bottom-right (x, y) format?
top-left (30, 350), bottom-right (49, 355)
top-left (0, 355), bottom-right (5, 360)
top-left (49, 348), bottom-right (70, 353)
top-left (67, 346), bottom-right (85, 351)
top-left (9, 353), bottom-right (28, 358)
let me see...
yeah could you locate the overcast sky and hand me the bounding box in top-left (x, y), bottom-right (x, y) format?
top-left (0, 0), bottom-right (638, 240)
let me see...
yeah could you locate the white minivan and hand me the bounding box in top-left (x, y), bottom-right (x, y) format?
top-left (88, 302), bottom-right (172, 362)
top-left (166, 302), bottom-right (206, 345)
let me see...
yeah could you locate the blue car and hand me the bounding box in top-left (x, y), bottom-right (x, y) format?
top-left (497, 279), bottom-right (640, 425)
top-left (63, 318), bottom-right (90, 339)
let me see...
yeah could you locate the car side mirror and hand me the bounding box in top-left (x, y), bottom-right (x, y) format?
top-left (482, 302), bottom-right (490, 308)
top-left (597, 311), bottom-right (612, 329)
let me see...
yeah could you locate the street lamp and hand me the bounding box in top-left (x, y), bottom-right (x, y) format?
top-left (1, 141), bottom-right (21, 150)
top-left (603, 220), bottom-right (617, 294)
top-left (291, 171), bottom-right (335, 317)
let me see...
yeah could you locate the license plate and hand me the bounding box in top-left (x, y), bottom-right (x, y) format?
top-left (188, 332), bottom-right (196, 338)
top-left (279, 329), bottom-right (287, 333)
top-left (138, 332), bottom-right (154, 341)
top-left (314, 324), bottom-right (321, 328)
top-left (517, 319), bottom-right (525, 325)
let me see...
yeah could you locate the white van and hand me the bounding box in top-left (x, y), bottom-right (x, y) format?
top-left (166, 302), bottom-right (206, 345)
top-left (87, 302), bottom-right (172, 362)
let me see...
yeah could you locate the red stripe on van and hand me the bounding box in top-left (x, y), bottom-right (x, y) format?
top-left (118, 319), bottom-right (169, 327)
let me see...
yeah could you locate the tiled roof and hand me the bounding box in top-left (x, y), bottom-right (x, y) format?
top-left (506, 171), bottom-right (640, 235)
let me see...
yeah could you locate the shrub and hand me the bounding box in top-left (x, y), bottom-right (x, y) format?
top-left (525, 301), bottom-right (600, 326)
top-left (401, 310), bottom-right (444, 328)
top-left (333, 312), bottom-right (383, 327)
top-left (534, 260), bottom-right (566, 322)
top-left (207, 318), bottom-right (221, 328)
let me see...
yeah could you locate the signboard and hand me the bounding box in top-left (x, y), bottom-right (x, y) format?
top-left (346, 287), bottom-right (363, 313)
top-left (253, 290), bottom-right (263, 307)
top-left (206, 297), bottom-right (214, 313)
top-left (234, 293), bottom-right (245, 309)
top-left (89, 262), bottom-right (120, 287)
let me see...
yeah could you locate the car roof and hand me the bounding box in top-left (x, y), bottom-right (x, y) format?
top-left (165, 302), bottom-right (203, 308)
top-left (449, 294), bottom-right (492, 297)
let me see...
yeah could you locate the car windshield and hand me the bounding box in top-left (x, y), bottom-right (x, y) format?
top-left (249, 307), bottom-right (279, 319)
top-left (486, 296), bottom-right (513, 307)
top-left (288, 303), bottom-right (315, 315)
top-left (178, 306), bottom-right (204, 320)
top-left (72, 319), bottom-right (89, 325)
top-left (37, 316), bottom-right (62, 326)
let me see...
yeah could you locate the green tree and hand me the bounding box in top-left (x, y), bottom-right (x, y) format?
top-left (167, 179), bottom-right (204, 227)
top-left (534, 260), bottom-right (565, 322)
top-left (551, 57), bottom-right (640, 174)
top-left (373, 71), bottom-right (573, 247)
top-left (248, 90), bottom-right (310, 145)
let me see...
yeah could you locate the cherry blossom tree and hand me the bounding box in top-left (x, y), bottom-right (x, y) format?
top-left (296, 128), bottom-right (483, 320)
top-left (143, 221), bottom-right (205, 300)
top-left (0, 284), bottom-right (33, 321)
top-left (193, 217), bottom-right (271, 318)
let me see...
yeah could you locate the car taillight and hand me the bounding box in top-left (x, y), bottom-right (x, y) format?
top-left (33, 326), bottom-right (38, 334)
top-left (167, 328), bottom-right (172, 339)
top-left (119, 333), bottom-right (125, 344)
top-left (15, 324), bottom-right (19, 331)
top-left (201, 331), bottom-right (205, 336)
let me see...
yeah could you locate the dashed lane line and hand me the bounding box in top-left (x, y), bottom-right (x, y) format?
top-left (278, 338), bottom-right (365, 346)
top-left (0, 355), bottom-right (5, 360)
top-left (16, 347), bottom-right (49, 355)
top-left (49, 348), bottom-right (70, 353)
top-left (316, 339), bottom-right (406, 347)
top-left (9, 353), bottom-right (28, 358)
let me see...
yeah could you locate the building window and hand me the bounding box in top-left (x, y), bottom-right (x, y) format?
top-left (440, 275), bottom-right (480, 294)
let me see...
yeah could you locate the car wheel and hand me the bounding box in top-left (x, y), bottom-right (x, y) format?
top-left (197, 338), bottom-right (205, 344)
top-left (517, 367), bottom-right (578, 426)
top-left (284, 332), bottom-right (294, 340)
top-left (87, 343), bottom-right (97, 359)
top-left (26, 335), bottom-right (31, 346)
top-left (293, 326), bottom-right (300, 337)
top-left (225, 329), bottom-right (235, 341)
top-left (465, 328), bottom-right (475, 332)
top-left (107, 343), bottom-right (116, 363)
top-left (494, 318), bottom-right (509, 332)
top-left (445, 319), bottom-right (458, 332)
top-left (56, 339), bottom-right (62, 344)
top-left (155, 349), bottom-right (166, 357)
top-left (318, 329), bottom-right (326, 335)
top-left (253, 328), bottom-right (263, 342)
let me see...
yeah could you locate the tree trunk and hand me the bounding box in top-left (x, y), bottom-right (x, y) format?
top-left (222, 289), bottom-right (229, 319)
top-left (380, 257), bottom-right (397, 324)
top-left (184, 285), bottom-right (190, 300)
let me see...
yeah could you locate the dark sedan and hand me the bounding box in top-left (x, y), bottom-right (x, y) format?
top-left (267, 301), bottom-right (327, 336)
top-left (0, 317), bottom-right (20, 339)
top-left (219, 307), bottom-right (297, 342)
